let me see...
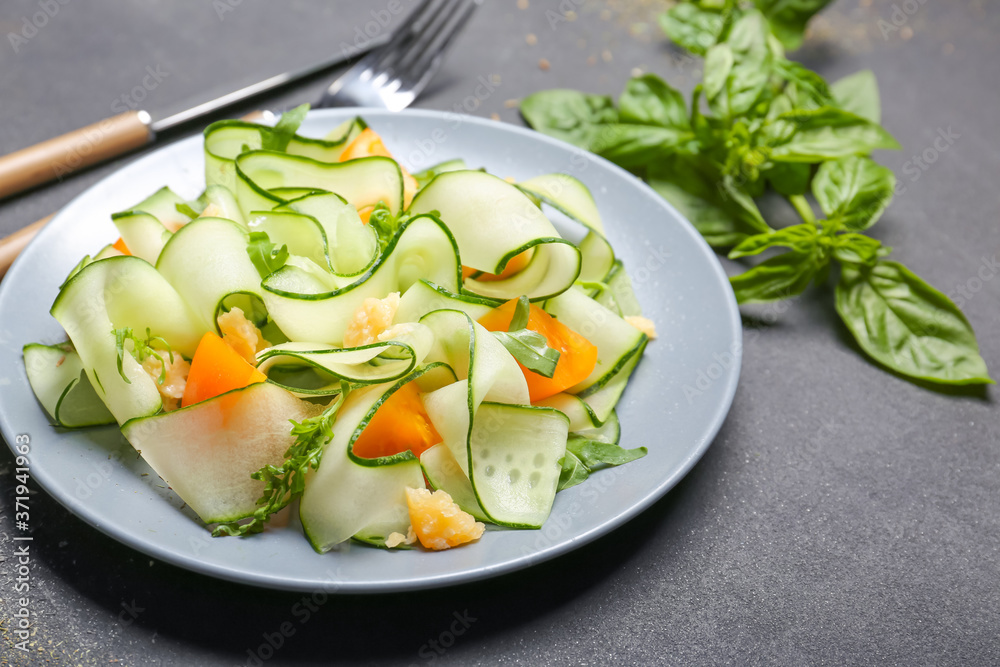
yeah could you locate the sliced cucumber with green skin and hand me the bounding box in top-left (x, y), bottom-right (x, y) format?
top-left (395, 279), bottom-right (500, 324)
top-left (409, 170), bottom-right (582, 301)
top-left (468, 402), bottom-right (568, 529)
top-left (262, 215), bottom-right (461, 345)
top-left (247, 210), bottom-right (331, 271)
top-left (111, 211), bottom-right (172, 264)
top-left (543, 286), bottom-right (647, 396)
top-left (582, 343), bottom-right (646, 423)
top-left (419, 309), bottom-right (529, 476)
top-left (592, 259), bottom-right (643, 317)
top-left (204, 117), bottom-right (365, 192)
top-left (119, 186), bottom-right (192, 231)
top-left (412, 158), bottom-right (467, 189)
top-left (235, 151), bottom-right (404, 218)
top-left (299, 372), bottom-right (434, 553)
top-left (420, 443), bottom-right (488, 522)
top-left (51, 256), bottom-right (204, 424)
top-left (517, 173), bottom-right (614, 283)
top-left (200, 184), bottom-right (245, 226)
top-left (255, 323), bottom-right (434, 395)
top-left (574, 409), bottom-right (621, 445)
top-left (23, 344), bottom-right (114, 428)
top-left (275, 192), bottom-right (377, 277)
top-left (93, 244), bottom-right (123, 260)
top-left (155, 217), bottom-right (263, 333)
top-left (121, 382), bottom-right (323, 524)
top-left (535, 392), bottom-right (603, 431)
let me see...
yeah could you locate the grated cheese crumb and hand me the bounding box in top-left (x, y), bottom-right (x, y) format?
top-left (625, 315), bottom-right (657, 340)
top-left (385, 526), bottom-right (418, 549)
top-left (343, 292), bottom-right (401, 347)
top-left (218, 307), bottom-right (271, 364)
top-left (141, 354), bottom-right (191, 412)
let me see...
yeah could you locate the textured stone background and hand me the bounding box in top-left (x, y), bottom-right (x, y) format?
top-left (0, 1), bottom-right (998, 665)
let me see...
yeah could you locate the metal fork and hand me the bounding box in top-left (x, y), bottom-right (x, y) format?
top-left (319, 0), bottom-right (482, 111)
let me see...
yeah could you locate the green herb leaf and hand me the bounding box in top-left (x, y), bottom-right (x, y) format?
top-left (557, 451), bottom-right (591, 491)
top-left (730, 248), bottom-right (823, 303)
top-left (262, 103), bottom-right (310, 152)
top-left (835, 261), bottom-right (993, 385)
top-left (566, 436), bottom-right (648, 469)
top-left (831, 233), bottom-right (888, 266)
top-left (812, 156), bottom-right (896, 230)
top-left (214, 385), bottom-right (350, 537)
top-left (648, 155), bottom-right (772, 248)
top-left (768, 107), bottom-right (901, 161)
top-left (112, 327), bottom-right (174, 385)
top-left (764, 161), bottom-right (811, 196)
top-left (619, 74), bottom-right (690, 130)
top-left (520, 90), bottom-right (618, 150)
top-left (174, 202), bottom-right (200, 219)
top-left (830, 70), bottom-right (881, 124)
top-left (728, 223), bottom-right (819, 258)
top-left (508, 295), bottom-right (531, 332)
top-left (246, 231), bottom-right (289, 279)
top-left (754, 0), bottom-right (833, 51)
top-left (708, 11), bottom-right (774, 118)
top-left (493, 329), bottom-right (561, 378)
top-left (659, 2), bottom-right (726, 55)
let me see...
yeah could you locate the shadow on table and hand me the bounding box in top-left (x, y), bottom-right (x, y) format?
top-left (5, 423), bottom-right (719, 665)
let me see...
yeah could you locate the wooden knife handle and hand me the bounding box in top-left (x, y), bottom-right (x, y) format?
top-left (0, 110), bottom-right (153, 200)
top-left (0, 215), bottom-right (51, 279)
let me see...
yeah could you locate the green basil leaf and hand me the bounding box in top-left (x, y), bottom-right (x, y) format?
top-left (774, 59), bottom-right (833, 108)
top-left (174, 202), bottom-right (200, 219)
top-left (508, 295), bottom-right (531, 332)
top-left (831, 233), bottom-right (887, 266)
top-left (557, 451), bottom-right (590, 491)
top-left (835, 261), bottom-right (993, 385)
top-left (589, 123), bottom-right (691, 168)
top-left (728, 223), bottom-right (819, 258)
top-left (520, 90), bottom-right (618, 150)
top-left (263, 103), bottom-right (309, 152)
top-left (703, 44), bottom-right (734, 106)
top-left (566, 436), bottom-right (647, 469)
top-left (730, 248), bottom-right (823, 303)
top-left (648, 156), bottom-right (772, 248)
top-left (492, 329), bottom-right (561, 378)
top-left (710, 11), bottom-right (774, 118)
top-left (246, 231), bottom-right (289, 279)
top-left (768, 107), bottom-right (901, 161)
top-left (659, 2), bottom-right (726, 55)
top-left (619, 74), bottom-right (690, 130)
top-left (764, 161), bottom-right (811, 196)
top-left (754, 0), bottom-right (833, 50)
top-left (812, 156), bottom-right (896, 230)
top-left (830, 70), bottom-right (881, 124)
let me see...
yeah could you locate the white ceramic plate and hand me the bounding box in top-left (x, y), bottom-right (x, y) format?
top-left (0, 109), bottom-right (740, 592)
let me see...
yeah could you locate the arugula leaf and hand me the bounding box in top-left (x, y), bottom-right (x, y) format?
top-left (214, 385), bottom-right (350, 537)
top-left (754, 0), bottom-right (833, 51)
top-left (835, 261), bottom-right (993, 385)
top-left (659, 2), bottom-right (727, 55)
top-left (618, 74), bottom-right (690, 131)
top-left (491, 296), bottom-right (561, 378)
top-left (730, 247), bottom-right (824, 304)
top-left (768, 107), bottom-right (901, 161)
top-left (812, 156), bottom-right (895, 230)
top-left (262, 103), bottom-right (310, 152)
top-left (520, 90), bottom-right (617, 150)
top-left (831, 70), bottom-right (881, 124)
top-left (246, 231), bottom-right (289, 279)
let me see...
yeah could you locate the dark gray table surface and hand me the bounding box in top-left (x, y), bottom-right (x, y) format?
top-left (1, 1), bottom-right (998, 665)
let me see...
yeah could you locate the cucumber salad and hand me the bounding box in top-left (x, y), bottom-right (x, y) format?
top-left (24, 106), bottom-right (656, 553)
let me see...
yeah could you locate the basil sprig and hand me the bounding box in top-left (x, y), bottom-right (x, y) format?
top-left (491, 296), bottom-right (561, 378)
top-left (522, 8), bottom-right (991, 386)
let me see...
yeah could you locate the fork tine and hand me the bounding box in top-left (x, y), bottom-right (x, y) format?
top-left (403, 0), bottom-right (481, 85)
top-left (376, 0), bottom-right (457, 75)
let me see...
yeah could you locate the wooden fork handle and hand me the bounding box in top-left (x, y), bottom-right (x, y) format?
top-left (0, 215), bottom-right (51, 279)
top-left (0, 110), bottom-right (153, 200)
